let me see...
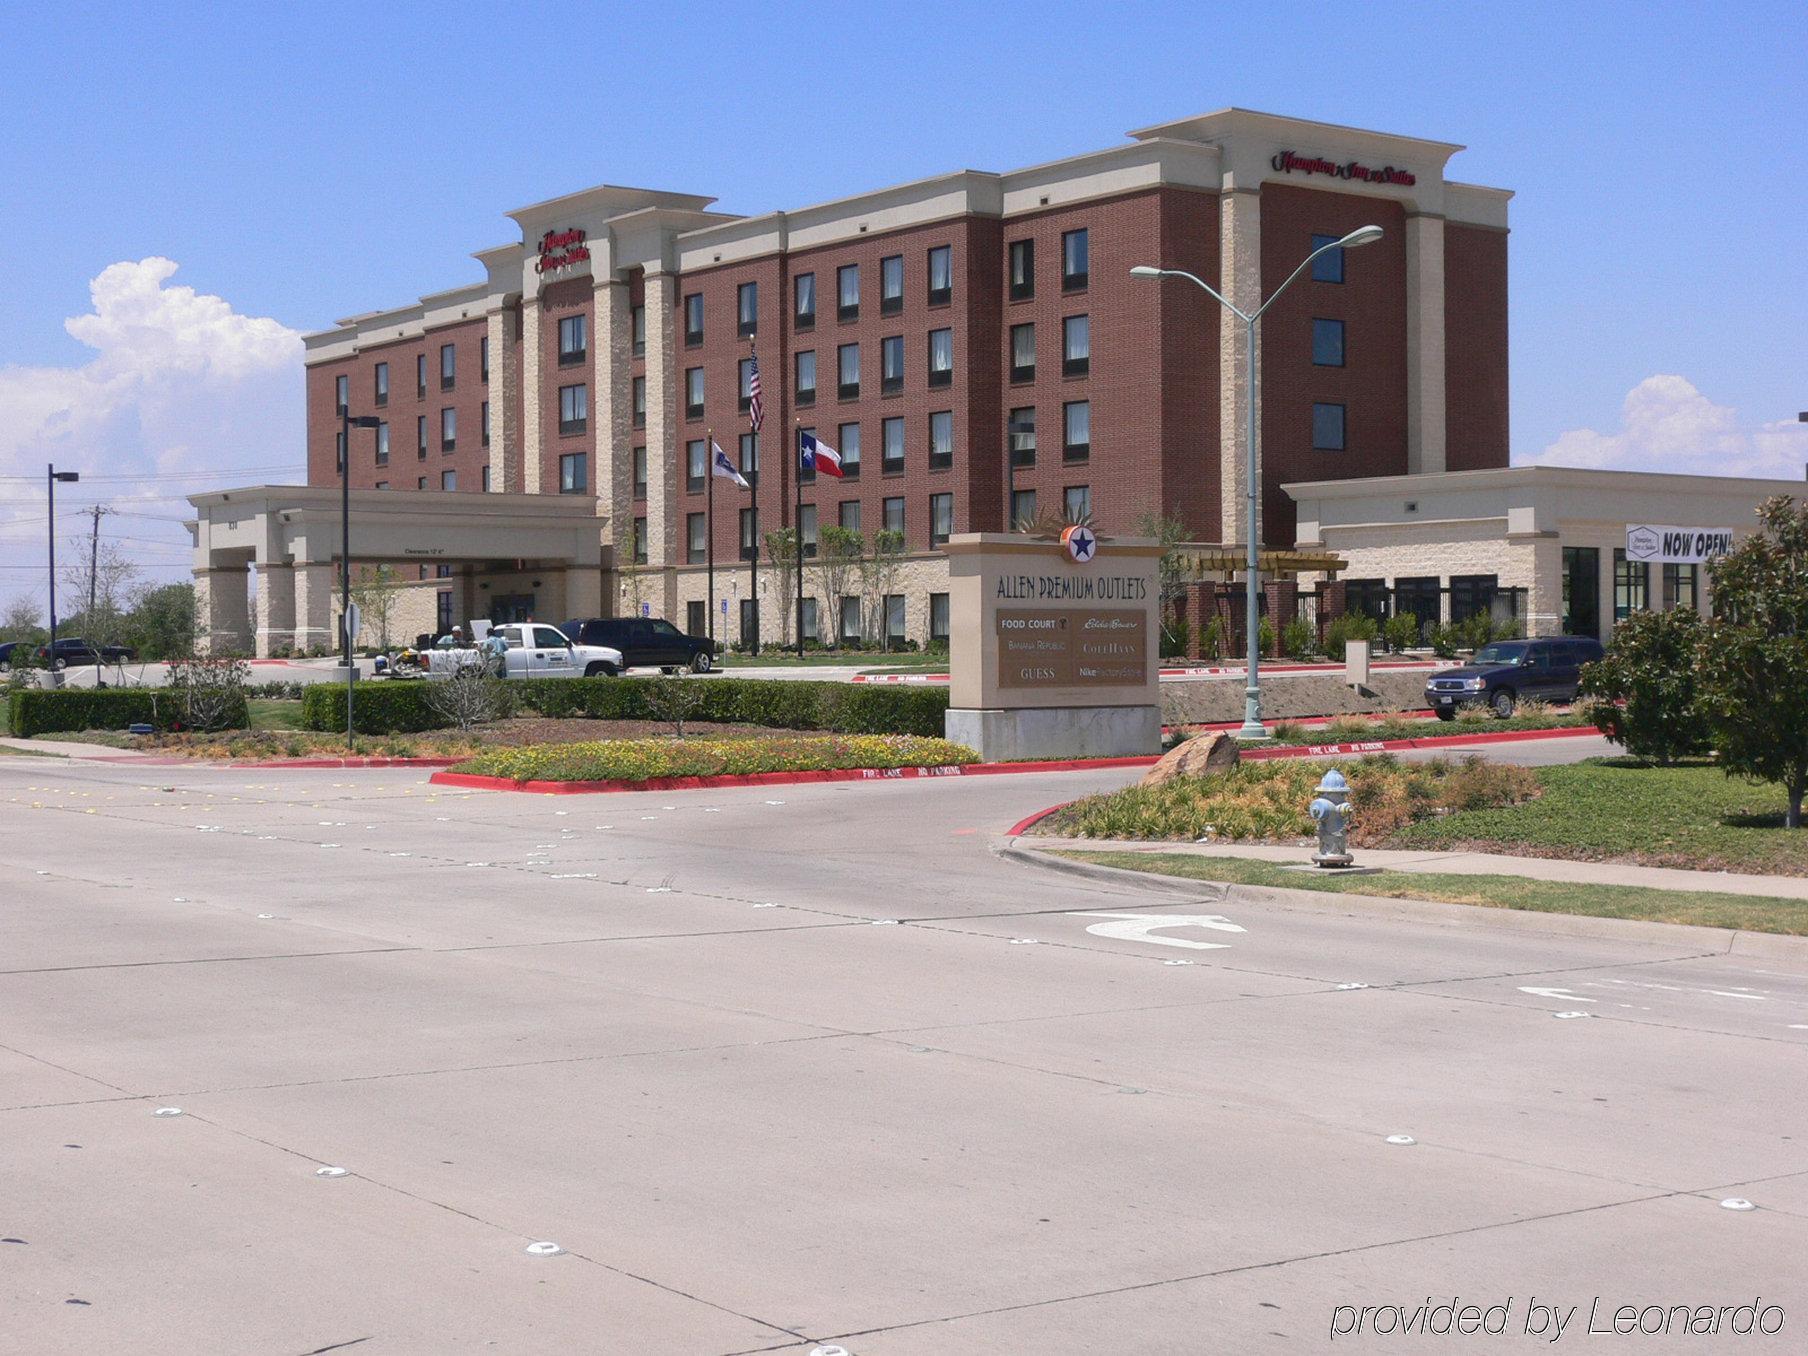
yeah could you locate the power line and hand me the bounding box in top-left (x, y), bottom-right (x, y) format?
top-left (0, 462), bottom-right (303, 484)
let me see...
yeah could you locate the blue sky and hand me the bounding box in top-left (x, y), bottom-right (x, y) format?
top-left (0, 0), bottom-right (1804, 604)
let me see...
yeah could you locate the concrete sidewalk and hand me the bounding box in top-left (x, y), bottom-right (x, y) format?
top-left (0, 736), bottom-right (139, 760)
top-left (1028, 835), bottom-right (1808, 900)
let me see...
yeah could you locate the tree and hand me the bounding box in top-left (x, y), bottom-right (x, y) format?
top-left (1697, 496), bottom-right (1808, 827)
top-left (125, 582), bottom-right (196, 660)
top-left (856, 528), bottom-right (906, 650)
top-left (1134, 510), bottom-right (1193, 657)
top-left (60, 528), bottom-right (137, 651)
top-left (349, 563), bottom-right (404, 651)
top-left (1578, 607), bottom-right (1708, 765)
top-left (2, 595), bottom-right (44, 644)
top-left (425, 654), bottom-right (514, 732)
top-left (762, 528), bottom-right (799, 647)
top-left (815, 526), bottom-right (864, 650)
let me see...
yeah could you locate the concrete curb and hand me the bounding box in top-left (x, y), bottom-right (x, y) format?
top-left (997, 840), bottom-right (1808, 959)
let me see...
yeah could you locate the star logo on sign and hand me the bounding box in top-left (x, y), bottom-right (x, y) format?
top-left (1065, 525), bottom-right (1097, 562)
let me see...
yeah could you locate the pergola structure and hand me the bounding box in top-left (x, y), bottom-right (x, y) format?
top-left (1172, 545), bottom-right (1348, 579)
top-left (186, 486), bottom-right (610, 656)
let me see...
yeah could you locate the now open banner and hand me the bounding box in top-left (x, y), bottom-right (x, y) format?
top-left (1625, 524), bottom-right (1736, 564)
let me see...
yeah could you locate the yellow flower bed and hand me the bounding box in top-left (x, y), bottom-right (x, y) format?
top-left (453, 734), bottom-right (980, 783)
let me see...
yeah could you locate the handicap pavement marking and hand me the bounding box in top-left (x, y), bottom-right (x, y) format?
top-left (1069, 912), bottom-right (1246, 951)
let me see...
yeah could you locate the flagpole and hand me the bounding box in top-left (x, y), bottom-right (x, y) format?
top-left (706, 427), bottom-right (715, 648)
top-left (793, 420), bottom-right (804, 659)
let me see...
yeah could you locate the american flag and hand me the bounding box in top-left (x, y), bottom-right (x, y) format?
top-left (747, 351), bottom-right (764, 432)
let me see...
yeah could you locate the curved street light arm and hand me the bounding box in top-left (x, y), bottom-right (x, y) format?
top-left (1252, 236), bottom-right (1346, 322)
top-left (1155, 268), bottom-right (1250, 323)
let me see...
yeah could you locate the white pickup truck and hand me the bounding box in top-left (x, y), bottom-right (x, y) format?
top-left (421, 622), bottom-right (623, 680)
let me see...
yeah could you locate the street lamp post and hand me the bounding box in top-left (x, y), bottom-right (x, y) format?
top-left (47, 465), bottom-right (80, 678)
top-left (1132, 225), bottom-right (1383, 738)
top-left (339, 405), bottom-right (382, 749)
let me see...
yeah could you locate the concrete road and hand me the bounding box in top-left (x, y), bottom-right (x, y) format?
top-left (2, 753), bottom-right (1803, 1353)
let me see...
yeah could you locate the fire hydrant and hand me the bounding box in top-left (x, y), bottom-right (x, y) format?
top-left (1309, 768), bottom-right (1355, 868)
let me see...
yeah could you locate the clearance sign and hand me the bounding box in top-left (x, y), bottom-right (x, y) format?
top-left (1625, 524), bottom-right (1735, 565)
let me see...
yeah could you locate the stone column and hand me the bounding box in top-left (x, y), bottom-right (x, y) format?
top-left (1405, 213), bottom-right (1448, 475)
top-left (197, 562), bottom-right (251, 655)
top-left (293, 562), bottom-right (336, 656)
top-left (593, 277), bottom-right (633, 571)
top-left (564, 564), bottom-right (603, 619)
top-left (1218, 189), bottom-right (1261, 546)
top-left (520, 295), bottom-right (544, 494)
top-left (255, 561), bottom-right (296, 657)
top-left (643, 269), bottom-right (679, 618)
top-left (486, 304), bottom-right (518, 493)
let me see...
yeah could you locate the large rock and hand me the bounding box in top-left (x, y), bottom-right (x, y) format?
top-left (1141, 730), bottom-right (1240, 786)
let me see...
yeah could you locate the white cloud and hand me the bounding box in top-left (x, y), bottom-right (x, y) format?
top-left (0, 259), bottom-right (303, 614)
top-left (1528, 374), bottom-right (1808, 480)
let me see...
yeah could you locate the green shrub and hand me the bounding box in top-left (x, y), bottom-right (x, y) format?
top-left (1198, 616), bottom-right (1224, 661)
top-left (1383, 611), bottom-right (1421, 654)
top-left (1281, 617), bottom-right (1318, 659)
top-left (452, 733), bottom-right (977, 783)
top-left (1429, 622), bottom-right (1462, 659)
top-left (1159, 617), bottom-right (1192, 660)
top-left (7, 687), bottom-right (248, 738)
top-left (1324, 613), bottom-right (1379, 655)
top-left (1257, 617), bottom-right (1276, 657)
top-left (300, 681), bottom-right (444, 734)
top-left (1579, 607), bottom-right (1708, 765)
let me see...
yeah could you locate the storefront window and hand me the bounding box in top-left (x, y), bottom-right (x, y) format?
top-left (1449, 574), bottom-right (1498, 625)
top-left (1562, 546), bottom-right (1600, 637)
top-left (1392, 577), bottom-right (1441, 629)
top-left (1613, 548), bottom-right (1649, 622)
top-left (1662, 562), bottom-right (1699, 611)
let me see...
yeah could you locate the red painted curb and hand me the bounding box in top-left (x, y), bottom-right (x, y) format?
top-left (1005, 801), bottom-right (1076, 836)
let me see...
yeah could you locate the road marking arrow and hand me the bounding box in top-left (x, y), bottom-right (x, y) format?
top-left (1518, 986), bottom-right (1595, 1002)
top-left (1069, 912), bottom-right (1246, 950)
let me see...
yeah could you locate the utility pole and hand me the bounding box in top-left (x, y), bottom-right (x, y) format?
top-left (87, 505), bottom-right (104, 620)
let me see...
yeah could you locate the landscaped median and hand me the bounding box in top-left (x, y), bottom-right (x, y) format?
top-left (434, 734), bottom-right (979, 793)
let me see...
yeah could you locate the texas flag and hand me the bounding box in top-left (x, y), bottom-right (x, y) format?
top-left (800, 430), bottom-right (844, 478)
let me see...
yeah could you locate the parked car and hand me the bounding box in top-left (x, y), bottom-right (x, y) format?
top-left (559, 618), bottom-right (718, 674)
top-left (35, 637), bottom-right (136, 670)
top-left (0, 640), bottom-right (32, 670)
top-left (420, 622), bottom-right (623, 680)
top-left (1424, 636), bottom-right (1604, 718)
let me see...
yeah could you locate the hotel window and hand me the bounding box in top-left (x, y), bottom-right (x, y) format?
top-left (1010, 488), bottom-right (1037, 526)
top-left (928, 410), bottom-right (954, 470)
top-left (1064, 484), bottom-right (1091, 521)
top-left (927, 328), bottom-right (953, 387)
top-left (686, 512), bottom-right (706, 563)
top-left (838, 421), bottom-right (861, 479)
top-left (687, 599), bottom-right (706, 636)
top-left (631, 304), bottom-right (645, 358)
top-left (558, 383), bottom-right (588, 435)
top-left (559, 452), bottom-right (587, 494)
top-left (374, 421), bottom-right (389, 465)
top-left (481, 400), bottom-right (490, 447)
top-left (798, 426), bottom-right (816, 484)
top-left (1613, 549), bottom-right (1649, 622)
top-left (926, 245), bottom-right (952, 305)
top-left (738, 357), bottom-right (756, 413)
top-left (881, 335), bottom-right (904, 395)
top-left (837, 263), bottom-right (859, 321)
top-left (416, 354), bottom-right (427, 398)
top-left (881, 416), bottom-right (905, 473)
top-left (441, 468), bottom-right (457, 492)
top-left (739, 432), bottom-right (758, 477)
top-left (1312, 401), bottom-right (1346, 451)
top-left (440, 407), bottom-right (457, 452)
top-left (1008, 238), bottom-right (1034, 300)
top-left (375, 481), bottom-right (388, 490)
top-left (633, 516), bottom-right (648, 564)
top-left (482, 465), bottom-right (490, 491)
top-left (795, 349), bottom-right (817, 405)
top-left (416, 476), bottom-right (427, 489)
top-left (1008, 407), bottom-right (1036, 467)
top-left (416, 415), bottom-right (428, 458)
top-left (1312, 317), bottom-right (1345, 367)
top-left (686, 439), bottom-right (707, 493)
top-left (794, 272), bottom-right (816, 328)
top-left (799, 503), bottom-right (819, 557)
top-left (1061, 228), bottom-right (1089, 290)
top-left (559, 314), bottom-right (586, 366)
top-left (440, 343), bottom-right (455, 390)
top-left (739, 506), bottom-right (758, 560)
top-left (685, 367), bottom-right (704, 419)
top-left (334, 373), bottom-right (348, 413)
top-left (929, 492), bottom-right (954, 547)
top-left (632, 375), bottom-right (646, 428)
top-left (737, 280), bottom-right (758, 338)
top-left (1010, 323), bottom-right (1035, 381)
top-left (1663, 562), bottom-right (1699, 611)
top-left (881, 255), bottom-right (904, 314)
top-left (633, 446), bottom-right (648, 500)
top-left (839, 595), bottom-right (861, 642)
top-left (1449, 575), bottom-right (1498, 625)
top-left (1062, 314), bottom-right (1090, 377)
top-left (838, 499), bottom-right (862, 532)
top-left (929, 592), bottom-right (950, 642)
top-left (882, 496), bottom-right (905, 534)
top-left (1311, 233), bottom-right (1345, 283)
top-left (1062, 399), bottom-right (1090, 462)
top-left (800, 596), bottom-right (819, 641)
top-left (684, 293), bottom-right (704, 346)
top-left (480, 336), bottom-right (489, 382)
top-left (837, 342), bottom-right (860, 399)
top-left (373, 363), bottom-right (388, 407)
top-left (884, 594), bottom-right (906, 644)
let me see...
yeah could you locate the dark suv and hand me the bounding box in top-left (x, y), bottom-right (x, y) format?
top-left (1424, 636), bottom-right (1604, 719)
top-left (36, 637), bottom-right (136, 669)
top-left (559, 618), bottom-right (718, 674)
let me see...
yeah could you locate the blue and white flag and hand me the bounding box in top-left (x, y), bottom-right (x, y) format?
top-left (711, 441), bottom-right (750, 489)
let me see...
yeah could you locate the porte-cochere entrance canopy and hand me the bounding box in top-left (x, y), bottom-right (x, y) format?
top-left (187, 485), bottom-right (608, 656)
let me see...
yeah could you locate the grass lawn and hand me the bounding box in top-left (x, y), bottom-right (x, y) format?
top-left (0, 742), bottom-right (63, 757)
top-left (1393, 757), bottom-right (1808, 876)
top-left (1052, 850), bottom-right (1808, 936)
top-left (248, 698), bottom-right (307, 731)
top-left (1230, 707), bottom-right (1588, 749)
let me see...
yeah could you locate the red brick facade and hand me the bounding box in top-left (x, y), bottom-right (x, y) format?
top-left (1443, 223), bottom-right (1510, 471)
